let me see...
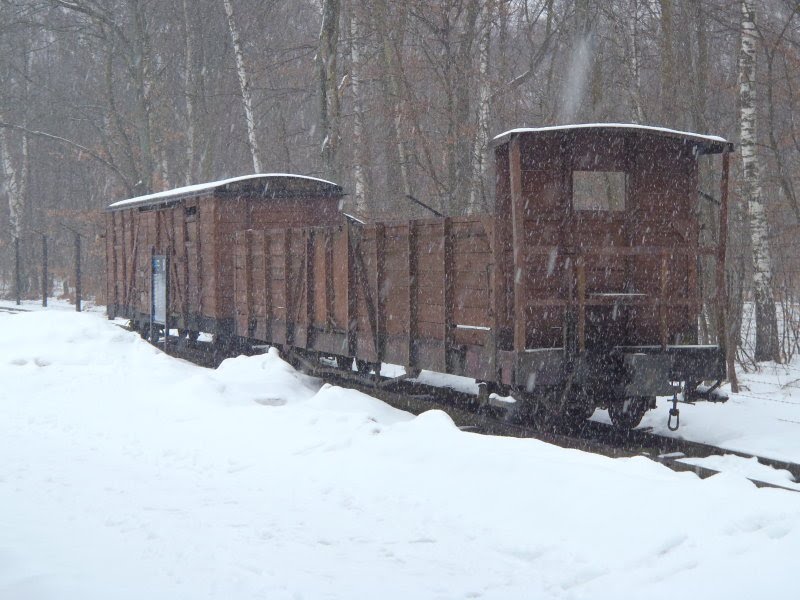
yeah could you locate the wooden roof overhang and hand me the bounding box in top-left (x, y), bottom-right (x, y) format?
top-left (106, 174), bottom-right (344, 212)
top-left (491, 123), bottom-right (734, 155)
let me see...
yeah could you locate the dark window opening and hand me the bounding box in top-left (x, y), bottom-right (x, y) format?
top-left (573, 171), bottom-right (626, 211)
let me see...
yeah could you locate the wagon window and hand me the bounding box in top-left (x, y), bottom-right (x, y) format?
top-left (572, 171), bottom-right (626, 211)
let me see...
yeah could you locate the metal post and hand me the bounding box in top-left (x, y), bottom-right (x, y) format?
top-left (14, 236), bottom-right (20, 306)
top-left (164, 253), bottom-right (169, 354)
top-left (75, 232), bottom-right (81, 312)
top-left (42, 235), bottom-right (48, 307)
top-left (150, 247), bottom-right (155, 343)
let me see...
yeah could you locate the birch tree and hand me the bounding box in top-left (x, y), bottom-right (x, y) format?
top-left (318, 0), bottom-right (341, 181)
top-left (467, 0), bottom-right (493, 214)
top-left (0, 120), bottom-right (27, 240)
top-left (739, 0), bottom-right (780, 362)
top-left (348, 7), bottom-right (367, 215)
top-left (222, 0), bottom-right (263, 173)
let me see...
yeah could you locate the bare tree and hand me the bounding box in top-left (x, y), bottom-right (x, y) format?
top-left (318, 0), bottom-right (341, 181)
top-left (348, 4), bottom-right (367, 215)
top-left (467, 0), bottom-right (493, 214)
top-left (222, 0), bottom-right (263, 173)
top-left (739, 0), bottom-right (780, 362)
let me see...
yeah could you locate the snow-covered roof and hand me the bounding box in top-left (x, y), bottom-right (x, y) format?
top-left (492, 123), bottom-right (733, 153)
top-left (107, 173), bottom-right (343, 211)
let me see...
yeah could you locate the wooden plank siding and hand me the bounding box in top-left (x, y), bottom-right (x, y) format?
top-left (230, 216), bottom-right (495, 380)
top-left (106, 181), bottom-right (343, 337)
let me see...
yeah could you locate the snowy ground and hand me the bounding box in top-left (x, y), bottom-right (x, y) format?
top-left (2, 300), bottom-right (800, 599)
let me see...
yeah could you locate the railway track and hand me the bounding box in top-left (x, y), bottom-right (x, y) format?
top-left (0, 305), bottom-right (31, 314)
top-left (152, 333), bottom-right (800, 493)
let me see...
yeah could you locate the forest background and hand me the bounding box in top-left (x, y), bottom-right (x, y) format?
top-left (1, 0), bottom-right (799, 371)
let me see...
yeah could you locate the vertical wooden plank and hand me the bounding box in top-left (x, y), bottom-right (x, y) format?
top-left (346, 221), bottom-right (356, 356)
top-left (263, 231), bottom-right (272, 341)
top-left (171, 207), bottom-right (180, 323)
top-left (509, 135), bottom-right (527, 351)
top-left (325, 228), bottom-right (335, 328)
top-left (121, 211), bottom-right (128, 308)
top-left (408, 220), bottom-right (418, 370)
top-left (688, 247), bottom-right (699, 327)
top-left (305, 229), bottom-right (314, 348)
top-left (375, 223), bottom-right (386, 362)
top-left (181, 206), bottom-right (191, 328)
top-left (660, 251), bottom-right (669, 348)
top-left (108, 212), bottom-right (117, 311)
top-left (576, 258), bottom-right (586, 353)
top-left (442, 217), bottom-right (454, 370)
top-left (486, 216), bottom-right (499, 380)
top-left (245, 229), bottom-right (254, 337)
top-left (196, 201), bottom-right (204, 316)
top-left (233, 230), bottom-right (243, 335)
top-left (284, 228), bottom-right (293, 345)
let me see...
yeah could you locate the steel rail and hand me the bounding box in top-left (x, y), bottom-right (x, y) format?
top-left (147, 335), bottom-right (800, 493)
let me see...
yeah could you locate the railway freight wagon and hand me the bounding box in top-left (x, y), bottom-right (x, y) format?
top-left (106, 124), bottom-right (732, 429)
top-left (229, 124), bottom-right (733, 429)
top-left (105, 174), bottom-right (344, 341)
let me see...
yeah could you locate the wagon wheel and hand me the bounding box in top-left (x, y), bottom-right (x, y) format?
top-left (335, 356), bottom-right (353, 371)
top-left (355, 359), bottom-right (375, 375)
top-left (608, 397), bottom-right (650, 430)
top-left (561, 403), bottom-right (596, 432)
top-left (506, 391), bottom-right (560, 432)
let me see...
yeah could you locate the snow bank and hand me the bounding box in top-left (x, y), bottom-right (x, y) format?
top-left (1, 305), bottom-right (799, 599)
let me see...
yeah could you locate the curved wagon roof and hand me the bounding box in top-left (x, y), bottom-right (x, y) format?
top-left (107, 173), bottom-right (344, 212)
top-left (492, 123), bottom-right (734, 154)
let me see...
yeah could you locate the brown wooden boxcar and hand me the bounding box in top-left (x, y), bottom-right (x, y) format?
top-left (105, 174), bottom-right (344, 338)
top-left (228, 124), bottom-right (732, 428)
top-left (107, 124), bottom-right (732, 429)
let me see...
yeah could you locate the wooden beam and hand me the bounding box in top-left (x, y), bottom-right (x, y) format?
top-left (509, 135), bottom-right (527, 351)
top-left (577, 258), bottom-right (586, 353)
top-left (245, 229), bottom-right (254, 338)
top-left (345, 221), bottom-right (356, 356)
top-left (261, 232), bottom-right (272, 340)
top-left (487, 216), bottom-right (500, 380)
top-left (408, 220), bottom-right (418, 370)
top-left (283, 229), bottom-right (293, 345)
top-left (660, 251), bottom-right (669, 348)
top-left (305, 229), bottom-right (314, 349)
top-left (325, 228), bottom-right (335, 329)
top-left (443, 217), bottom-right (454, 371)
top-left (375, 223), bottom-right (386, 362)
top-left (108, 212), bottom-right (118, 311)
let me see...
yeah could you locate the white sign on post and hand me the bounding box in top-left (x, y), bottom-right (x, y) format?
top-left (151, 255), bottom-right (167, 326)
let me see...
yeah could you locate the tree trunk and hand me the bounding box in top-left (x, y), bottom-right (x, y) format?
top-left (658, 0), bottom-right (675, 123)
top-left (222, 0), bottom-right (262, 173)
top-left (348, 9), bottom-right (367, 215)
top-left (376, 0), bottom-right (413, 202)
top-left (0, 122), bottom-right (26, 240)
top-left (182, 0), bottom-right (197, 185)
top-left (318, 0), bottom-right (341, 182)
top-left (739, 0), bottom-right (780, 363)
top-left (467, 1), bottom-right (493, 215)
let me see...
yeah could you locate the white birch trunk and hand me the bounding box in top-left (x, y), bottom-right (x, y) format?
top-left (0, 120), bottom-right (26, 240)
top-left (183, 0), bottom-right (197, 184)
top-left (467, 2), bottom-right (492, 214)
top-left (318, 0), bottom-right (341, 180)
top-left (739, 0), bottom-right (780, 362)
top-left (349, 12), bottom-right (367, 215)
top-left (222, 0), bottom-right (262, 173)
